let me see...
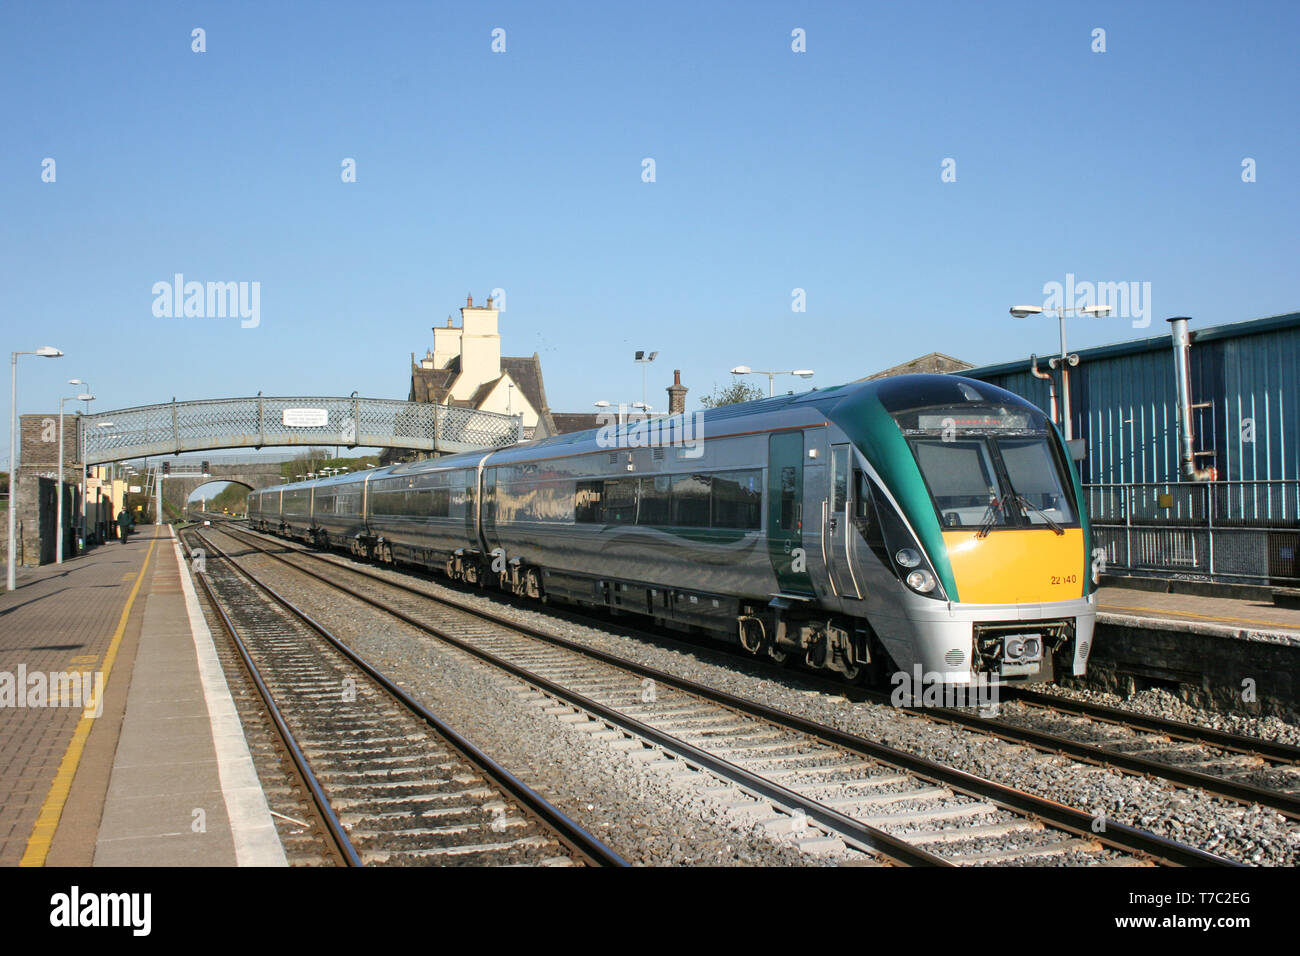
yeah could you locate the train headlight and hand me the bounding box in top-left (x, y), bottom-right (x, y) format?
top-left (895, 548), bottom-right (922, 568)
top-left (905, 569), bottom-right (936, 593)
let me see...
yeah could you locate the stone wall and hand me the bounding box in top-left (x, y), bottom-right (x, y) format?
top-left (12, 413), bottom-right (84, 566)
top-left (1071, 618), bottom-right (1300, 722)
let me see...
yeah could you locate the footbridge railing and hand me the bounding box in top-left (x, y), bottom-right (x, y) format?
top-left (79, 396), bottom-right (524, 464)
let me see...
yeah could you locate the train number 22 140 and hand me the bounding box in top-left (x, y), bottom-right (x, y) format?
top-left (1050, 573), bottom-right (1079, 585)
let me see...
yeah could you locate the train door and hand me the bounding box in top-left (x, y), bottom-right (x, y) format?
top-left (824, 443), bottom-right (863, 599)
top-left (767, 431), bottom-right (814, 595)
top-left (462, 469), bottom-right (476, 544)
top-left (479, 466), bottom-right (498, 555)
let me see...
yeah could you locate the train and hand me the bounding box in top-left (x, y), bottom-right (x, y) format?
top-left (247, 374), bottom-right (1096, 687)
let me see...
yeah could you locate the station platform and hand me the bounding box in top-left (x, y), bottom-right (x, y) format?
top-left (0, 525), bottom-right (285, 867)
top-left (1087, 582), bottom-right (1300, 720)
top-left (1096, 584), bottom-right (1300, 639)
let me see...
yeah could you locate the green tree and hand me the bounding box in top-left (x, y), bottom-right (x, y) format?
top-left (279, 450), bottom-right (379, 482)
top-left (699, 380), bottom-right (765, 409)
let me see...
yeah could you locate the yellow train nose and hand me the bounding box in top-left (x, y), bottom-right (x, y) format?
top-left (941, 528), bottom-right (1086, 604)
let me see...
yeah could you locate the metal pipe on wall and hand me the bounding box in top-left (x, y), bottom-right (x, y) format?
top-left (1028, 354), bottom-right (1059, 425)
top-left (1167, 317), bottom-right (1215, 482)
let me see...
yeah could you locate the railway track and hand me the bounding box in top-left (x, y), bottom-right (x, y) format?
top-left (202, 522), bottom-right (1234, 866)
top-left (182, 528), bottom-right (624, 867)
top-left (916, 690), bottom-right (1300, 821)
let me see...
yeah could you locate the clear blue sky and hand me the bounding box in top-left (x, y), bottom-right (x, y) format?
top-left (3, 0), bottom-right (1297, 467)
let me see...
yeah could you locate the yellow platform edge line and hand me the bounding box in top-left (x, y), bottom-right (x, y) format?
top-left (19, 536), bottom-right (159, 867)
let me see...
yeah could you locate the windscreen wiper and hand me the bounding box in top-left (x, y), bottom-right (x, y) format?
top-left (1014, 494), bottom-right (1064, 535)
top-left (975, 496), bottom-right (1003, 539)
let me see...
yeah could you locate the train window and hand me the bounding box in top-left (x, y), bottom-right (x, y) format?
top-left (996, 438), bottom-right (1075, 524)
top-left (428, 487), bottom-right (450, 518)
top-left (854, 471), bottom-right (886, 553)
top-left (831, 448), bottom-right (849, 513)
top-left (637, 476), bottom-right (670, 526)
top-left (604, 478), bottom-right (637, 524)
top-left (778, 466), bottom-right (797, 530)
top-left (712, 470), bottom-right (761, 529)
top-left (670, 474), bottom-right (710, 528)
top-left (910, 439), bottom-right (1007, 529)
top-left (575, 481), bottom-right (603, 523)
top-left (854, 471), bottom-right (871, 520)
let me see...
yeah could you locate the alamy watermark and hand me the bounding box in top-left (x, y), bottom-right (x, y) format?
top-left (891, 664), bottom-right (1000, 713)
top-left (151, 274), bottom-right (260, 328)
top-left (595, 406), bottom-right (705, 458)
top-left (1042, 272), bottom-right (1152, 329)
top-left (1, 665), bottom-right (104, 718)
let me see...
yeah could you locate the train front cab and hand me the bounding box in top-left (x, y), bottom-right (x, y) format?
top-left (825, 376), bottom-right (1095, 687)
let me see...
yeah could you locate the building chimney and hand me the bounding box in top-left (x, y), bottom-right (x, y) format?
top-left (666, 369), bottom-right (688, 415)
top-left (467, 293), bottom-right (473, 308)
top-left (486, 295), bottom-right (494, 309)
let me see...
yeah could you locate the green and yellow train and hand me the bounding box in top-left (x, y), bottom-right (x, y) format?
top-left (249, 374), bottom-right (1096, 687)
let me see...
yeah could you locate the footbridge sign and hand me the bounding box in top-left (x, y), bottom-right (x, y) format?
top-left (78, 396), bottom-right (523, 465)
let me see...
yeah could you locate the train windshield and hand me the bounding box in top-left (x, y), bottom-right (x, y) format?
top-left (897, 404), bottom-right (1077, 531)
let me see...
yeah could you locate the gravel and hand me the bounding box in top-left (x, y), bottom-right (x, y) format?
top-left (1039, 682), bottom-right (1300, 747)
top-left (209, 531), bottom-right (832, 866)
top-left (223, 527), bottom-right (1300, 866)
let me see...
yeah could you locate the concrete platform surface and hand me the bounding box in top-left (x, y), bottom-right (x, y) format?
top-left (1097, 585), bottom-right (1300, 640)
top-left (0, 525), bottom-right (285, 866)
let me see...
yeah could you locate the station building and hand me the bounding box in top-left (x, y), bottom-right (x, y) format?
top-left (960, 312), bottom-right (1300, 487)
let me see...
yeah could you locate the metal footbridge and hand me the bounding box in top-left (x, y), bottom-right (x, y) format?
top-left (78, 395), bottom-right (523, 464)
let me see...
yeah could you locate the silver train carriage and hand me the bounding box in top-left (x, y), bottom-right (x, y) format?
top-left (246, 375), bottom-right (1096, 686)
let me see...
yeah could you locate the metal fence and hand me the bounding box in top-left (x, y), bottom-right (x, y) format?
top-left (1084, 480), bottom-right (1300, 585)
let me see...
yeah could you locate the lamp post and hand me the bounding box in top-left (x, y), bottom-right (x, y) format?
top-left (634, 351), bottom-right (658, 409)
top-left (729, 365), bottom-right (815, 398)
top-left (8, 346), bottom-right (63, 590)
top-left (66, 379), bottom-right (88, 549)
top-left (1008, 304), bottom-right (1111, 440)
top-left (594, 400), bottom-right (620, 428)
top-left (56, 391), bottom-right (94, 564)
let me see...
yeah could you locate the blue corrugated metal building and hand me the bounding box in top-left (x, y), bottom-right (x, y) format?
top-left (961, 311), bottom-right (1300, 486)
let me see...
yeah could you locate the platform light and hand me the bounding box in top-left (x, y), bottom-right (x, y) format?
top-left (729, 366), bottom-right (816, 397)
top-left (634, 351), bottom-right (659, 409)
top-left (1007, 302), bottom-right (1113, 440)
